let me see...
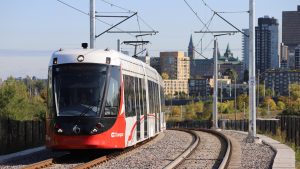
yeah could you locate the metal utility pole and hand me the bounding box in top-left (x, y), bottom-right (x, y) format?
top-left (248, 0), bottom-right (256, 141)
top-left (90, 0), bottom-right (96, 49)
top-left (194, 31), bottom-right (238, 129)
top-left (212, 37), bottom-right (218, 129)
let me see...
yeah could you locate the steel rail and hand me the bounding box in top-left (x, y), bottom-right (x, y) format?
top-left (22, 158), bottom-right (56, 169)
top-left (165, 128), bottom-right (232, 169)
top-left (164, 129), bottom-right (200, 169)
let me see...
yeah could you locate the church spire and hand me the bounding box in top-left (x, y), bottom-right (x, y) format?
top-left (188, 34), bottom-right (195, 59)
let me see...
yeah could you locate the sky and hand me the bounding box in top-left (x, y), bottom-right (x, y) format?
top-left (0, 0), bottom-right (299, 80)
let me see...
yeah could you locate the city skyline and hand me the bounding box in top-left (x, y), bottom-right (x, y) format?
top-left (0, 1), bottom-right (299, 79)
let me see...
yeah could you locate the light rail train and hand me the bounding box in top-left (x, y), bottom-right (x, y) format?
top-left (46, 47), bottom-right (165, 150)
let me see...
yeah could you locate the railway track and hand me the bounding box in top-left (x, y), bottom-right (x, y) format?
top-left (165, 128), bottom-right (231, 169)
top-left (22, 136), bottom-right (157, 169)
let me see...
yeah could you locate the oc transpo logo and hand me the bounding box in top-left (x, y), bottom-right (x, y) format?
top-left (73, 125), bottom-right (81, 134)
top-left (111, 132), bottom-right (124, 138)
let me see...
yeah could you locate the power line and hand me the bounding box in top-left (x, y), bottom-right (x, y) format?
top-left (56, 0), bottom-right (135, 38)
top-left (100, 0), bottom-right (157, 32)
top-left (57, 0), bottom-right (89, 15)
top-left (100, 0), bottom-right (134, 13)
top-left (195, 13), bottom-right (215, 47)
top-left (184, 0), bottom-right (214, 37)
top-left (200, 0), bottom-right (248, 37)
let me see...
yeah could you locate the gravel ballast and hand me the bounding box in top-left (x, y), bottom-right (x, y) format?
top-left (221, 130), bottom-right (275, 169)
top-left (178, 130), bottom-right (226, 169)
top-left (96, 130), bottom-right (193, 169)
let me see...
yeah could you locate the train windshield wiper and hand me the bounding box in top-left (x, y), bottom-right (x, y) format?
top-left (79, 99), bottom-right (101, 116)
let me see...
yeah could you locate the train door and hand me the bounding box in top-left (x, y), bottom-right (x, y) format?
top-left (135, 77), bottom-right (141, 141)
top-left (143, 79), bottom-right (147, 138)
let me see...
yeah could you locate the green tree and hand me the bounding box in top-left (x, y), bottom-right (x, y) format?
top-left (262, 97), bottom-right (276, 111)
top-left (0, 77), bottom-right (46, 120)
top-left (290, 83), bottom-right (300, 100)
top-left (237, 94), bottom-right (248, 110)
top-left (194, 101), bottom-right (204, 112)
top-left (277, 101), bottom-right (286, 110)
top-left (171, 106), bottom-right (181, 117)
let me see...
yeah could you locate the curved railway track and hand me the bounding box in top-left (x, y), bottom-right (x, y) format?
top-left (21, 129), bottom-right (231, 169)
top-left (165, 128), bottom-right (231, 169)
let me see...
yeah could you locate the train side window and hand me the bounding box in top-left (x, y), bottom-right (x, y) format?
top-left (148, 80), bottom-right (153, 114)
top-left (47, 66), bottom-right (54, 118)
top-left (124, 75), bottom-right (135, 117)
top-left (134, 77), bottom-right (139, 116)
top-left (139, 78), bottom-right (143, 116)
top-left (142, 79), bottom-right (147, 115)
top-left (104, 66), bottom-right (120, 117)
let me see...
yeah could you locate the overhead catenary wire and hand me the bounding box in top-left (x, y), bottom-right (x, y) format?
top-left (184, 0), bottom-right (214, 37)
top-left (195, 13), bottom-right (215, 47)
top-left (200, 0), bottom-right (248, 37)
top-left (56, 0), bottom-right (135, 38)
top-left (100, 0), bottom-right (134, 13)
top-left (184, 0), bottom-right (215, 59)
top-left (100, 0), bottom-right (157, 32)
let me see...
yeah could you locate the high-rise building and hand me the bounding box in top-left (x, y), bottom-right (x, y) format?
top-left (160, 51), bottom-right (190, 80)
top-left (255, 16), bottom-right (279, 73)
top-left (283, 6), bottom-right (300, 52)
top-left (150, 57), bottom-right (160, 73)
top-left (295, 45), bottom-right (300, 69)
top-left (242, 29), bottom-right (249, 71)
top-left (188, 35), bottom-right (195, 60)
top-left (280, 43), bottom-right (289, 69)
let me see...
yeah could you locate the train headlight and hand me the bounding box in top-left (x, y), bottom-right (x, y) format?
top-left (90, 123), bottom-right (104, 135)
top-left (54, 123), bottom-right (63, 134)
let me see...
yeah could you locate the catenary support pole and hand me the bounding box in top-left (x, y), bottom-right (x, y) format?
top-left (212, 37), bottom-right (218, 129)
top-left (90, 0), bottom-right (96, 49)
top-left (248, 0), bottom-right (256, 141)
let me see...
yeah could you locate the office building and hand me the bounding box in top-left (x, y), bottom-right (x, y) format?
top-left (255, 16), bottom-right (279, 73)
top-left (242, 29), bottom-right (249, 71)
top-left (264, 69), bottom-right (300, 96)
top-left (164, 80), bottom-right (189, 96)
top-left (280, 43), bottom-right (289, 69)
top-left (283, 6), bottom-right (300, 51)
top-left (295, 45), bottom-right (300, 69)
top-left (160, 51), bottom-right (190, 80)
top-left (188, 78), bottom-right (210, 97)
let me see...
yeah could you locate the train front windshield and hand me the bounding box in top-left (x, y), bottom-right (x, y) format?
top-left (53, 64), bottom-right (108, 117)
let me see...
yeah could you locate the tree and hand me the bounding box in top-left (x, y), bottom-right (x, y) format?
top-left (171, 106), bottom-right (181, 117)
top-left (0, 77), bottom-right (46, 120)
top-left (262, 97), bottom-right (276, 111)
top-left (277, 101), bottom-right (286, 110)
top-left (290, 83), bottom-right (300, 100)
top-left (237, 94), bottom-right (248, 110)
top-left (161, 72), bottom-right (169, 80)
